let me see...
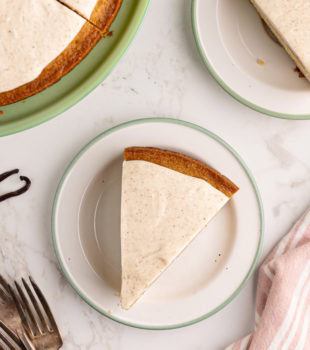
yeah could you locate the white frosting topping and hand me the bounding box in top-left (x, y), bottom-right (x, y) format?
top-left (120, 160), bottom-right (229, 309)
top-left (60, 0), bottom-right (98, 19)
top-left (0, 0), bottom-right (85, 93)
top-left (253, 0), bottom-right (310, 72)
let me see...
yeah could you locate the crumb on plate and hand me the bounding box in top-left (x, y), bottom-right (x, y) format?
top-left (293, 66), bottom-right (305, 78)
top-left (256, 59), bottom-right (265, 66)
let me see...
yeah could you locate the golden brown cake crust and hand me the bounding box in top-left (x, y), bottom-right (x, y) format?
top-left (0, 22), bottom-right (101, 107)
top-left (124, 147), bottom-right (239, 198)
top-left (91, 0), bottom-right (123, 33)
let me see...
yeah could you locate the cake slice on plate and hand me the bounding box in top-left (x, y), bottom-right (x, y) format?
top-left (250, 0), bottom-right (310, 82)
top-left (120, 147), bottom-right (239, 310)
top-left (58, 0), bottom-right (123, 32)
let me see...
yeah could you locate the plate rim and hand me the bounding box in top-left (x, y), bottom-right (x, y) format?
top-left (191, 0), bottom-right (310, 120)
top-left (0, 0), bottom-right (150, 137)
top-left (52, 117), bottom-right (264, 330)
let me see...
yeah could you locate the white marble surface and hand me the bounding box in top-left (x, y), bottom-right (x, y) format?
top-left (1, 1), bottom-right (310, 349)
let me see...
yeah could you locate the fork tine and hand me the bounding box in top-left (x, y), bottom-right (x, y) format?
top-left (14, 282), bottom-right (40, 336)
top-left (0, 287), bottom-right (8, 303)
top-left (0, 275), bottom-right (10, 294)
top-left (8, 285), bottom-right (33, 337)
top-left (0, 324), bottom-right (17, 350)
top-left (22, 278), bottom-right (48, 333)
top-left (18, 331), bottom-right (35, 350)
top-left (0, 320), bottom-right (21, 347)
top-left (29, 277), bottom-right (60, 335)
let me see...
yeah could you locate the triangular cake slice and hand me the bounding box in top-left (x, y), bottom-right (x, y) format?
top-left (57, 0), bottom-right (123, 33)
top-left (250, 0), bottom-right (310, 82)
top-left (120, 147), bottom-right (239, 310)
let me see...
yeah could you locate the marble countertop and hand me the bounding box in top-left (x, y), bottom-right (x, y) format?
top-left (1, 1), bottom-right (310, 349)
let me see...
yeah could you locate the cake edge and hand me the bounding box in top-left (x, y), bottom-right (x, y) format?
top-left (91, 0), bottom-right (123, 34)
top-left (124, 147), bottom-right (239, 198)
top-left (0, 22), bottom-right (101, 107)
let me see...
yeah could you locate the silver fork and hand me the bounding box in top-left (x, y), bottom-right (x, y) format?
top-left (0, 319), bottom-right (22, 350)
top-left (10, 277), bottom-right (63, 350)
top-left (0, 275), bottom-right (23, 347)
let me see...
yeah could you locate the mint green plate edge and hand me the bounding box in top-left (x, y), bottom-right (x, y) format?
top-left (52, 117), bottom-right (265, 330)
top-left (191, 0), bottom-right (310, 120)
top-left (0, 1), bottom-right (150, 137)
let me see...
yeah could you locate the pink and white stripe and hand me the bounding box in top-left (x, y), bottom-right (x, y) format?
top-left (226, 208), bottom-right (310, 350)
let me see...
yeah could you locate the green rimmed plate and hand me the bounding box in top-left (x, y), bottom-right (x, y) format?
top-left (0, 1), bottom-right (149, 136)
top-left (192, 0), bottom-right (310, 120)
top-left (52, 118), bottom-right (264, 329)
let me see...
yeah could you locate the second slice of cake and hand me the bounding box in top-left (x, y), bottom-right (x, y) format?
top-left (250, 0), bottom-right (310, 82)
top-left (120, 147), bottom-right (239, 310)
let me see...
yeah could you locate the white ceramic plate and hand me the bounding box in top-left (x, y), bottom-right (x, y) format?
top-left (192, 0), bottom-right (310, 119)
top-left (52, 118), bottom-right (263, 329)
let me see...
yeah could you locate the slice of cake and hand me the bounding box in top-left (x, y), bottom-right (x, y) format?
top-left (250, 0), bottom-right (310, 82)
top-left (120, 147), bottom-right (239, 310)
top-left (58, 0), bottom-right (123, 33)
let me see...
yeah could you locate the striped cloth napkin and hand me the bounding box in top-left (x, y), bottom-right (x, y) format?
top-left (226, 209), bottom-right (310, 350)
